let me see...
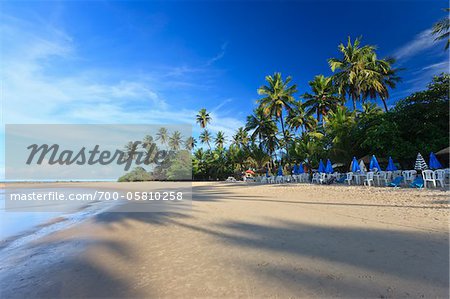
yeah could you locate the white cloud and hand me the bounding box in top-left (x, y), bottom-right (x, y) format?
top-left (206, 41), bottom-right (228, 65)
top-left (393, 29), bottom-right (436, 61)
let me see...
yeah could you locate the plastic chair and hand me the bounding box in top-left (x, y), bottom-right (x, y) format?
top-left (434, 170), bottom-right (445, 188)
top-left (422, 170), bottom-right (436, 188)
top-left (364, 172), bottom-right (374, 186)
top-left (344, 172), bottom-right (353, 185)
top-left (311, 173), bottom-right (320, 184)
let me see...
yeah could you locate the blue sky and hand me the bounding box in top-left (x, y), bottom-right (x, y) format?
top-left (1, 0), bottom-right (448, 177)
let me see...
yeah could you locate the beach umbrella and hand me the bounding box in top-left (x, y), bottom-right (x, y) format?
top-left (351, 157), bottom-right (360, 172)
top-left (277, 166), bottom-right (283, 176)
top-left (414, 153), bottom-right (428, 171)
top-left (318, 159), bottom-right (325, 173)
top-left (266, 170), bottom-right (270, 177)
top-left (245, 169), bottom-right (255, 175)
top-left (292, 164), bottom-right (298, 175)
top-left (325, 159), bottom-right (334, 174)
top-left (386, 157), bottom-right (397, 171)
top-left (429, 152), bottom-right (443, 170)
top-left (369, 155), bottom-right (382, 171)
top-left (359, 159), bottom-right (367, 172)
top-left (298, 163), bottom-right (304, 174)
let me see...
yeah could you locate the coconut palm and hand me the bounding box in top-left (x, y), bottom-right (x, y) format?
top-left (168, 131), bottom-right (182, 151)
top-left (124, 141), bottom-right (140, 160)
top-left (257, 72), bottom-right (297, 158)
top-left (362, 56), bottom-right (401, 112)
top-left (232, 127), bottom-right (249, 148)
top-left (360, 102), bottom-right (383, 116)
top-left (196, 108), bottom-right (212, 128)
top-left (156, 127), bottom-right (168, 145)
top-left (432, 8), bottom-right (450, 50)
top-left (214, 131), bottom-right (226, 149)
top-left (185, 136), bottom-right (196, 150)
top-left (302, 75), bottom-right (341, 123)
top-left (328, 37), bottom-right (377, 110)
top-left (199, 129), bottom-right (212, 149)
top-left (245, 106), bottom-right (278, 142)
top-left (142, 135), bottom-right (154, 149)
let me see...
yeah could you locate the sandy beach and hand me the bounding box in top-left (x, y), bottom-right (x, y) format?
top-left (0, 182), bottom-right (448, 298)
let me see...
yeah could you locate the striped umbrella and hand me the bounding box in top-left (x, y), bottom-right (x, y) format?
top-left (414, 153), bottom-right (428, 171)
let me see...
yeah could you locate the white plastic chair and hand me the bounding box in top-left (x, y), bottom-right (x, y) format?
top-left (319, 173), bottom-right (327, 184)
top-left (345, 172), bottom-right (353, 185)
top-left (422, 170), bottom-right (436, 188)
top-left (311, 173), bottom-right (320, 184)
top-left (276, 175), bottom-right (284, 184)
top-left (434, 170), bottom-right (445, 188)
top-left (402, 170), bottom-right (416, 184)
top-left (364, 172), bottom-right (374, 186)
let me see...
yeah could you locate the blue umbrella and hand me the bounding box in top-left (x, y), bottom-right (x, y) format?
top-left (292, 164), bottom-right (298, 175)
top-left (429, 152), bottom-right (443, 170)
top-left (386, 157), bottom-right (397, 171)
top-left (369, 155), bottom-right (382, 171)
top-left (298, 163), bottom-right (304, 174)
top-left (325, 159), bottom-right (334, 174)
top-left (277, 166), bottom-right (283, 176)
top-left (351, 157), bottom-right (361, 172)
top-left (318, 159), bottom-right (325, 173)
top-left (266, 170), bottom-right (270, 177)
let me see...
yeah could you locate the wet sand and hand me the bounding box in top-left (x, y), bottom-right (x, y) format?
top-left (0, 181), bottom-right (449, 298)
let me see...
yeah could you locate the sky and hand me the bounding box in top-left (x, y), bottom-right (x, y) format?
top-left (1, 0), bottom-right (449, 178)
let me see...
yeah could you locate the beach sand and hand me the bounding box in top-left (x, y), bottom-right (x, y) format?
top-left (0, 181), bottom-right (448, 298)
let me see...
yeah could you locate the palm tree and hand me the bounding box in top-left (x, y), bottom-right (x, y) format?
top-left (124, 141), bottom-right (140, 160)
top-left (245, 106), bottom-right (278, 142)
top-left (232, 127), bottom-right (249, 148)
top-left (214, 131), bottom-right (226, 149)
top-left (185, 136), bottom-right (196, 150)
top-left (302, 75), bottom-right (341, 123)
top-left (156, 127), bottom-right (168, 145)
top-left (362, 56), bottom-right (401, 112)
top-left (360, 102), bottom-right (383, 116)
top-left (432, 8), bottom-right (450, 50)
top-left (257, 72), bottom-right (297, 158)
top-left (142, 135), bottom-right (154, 149)
top-left (168, 131), bottom-right (182, 151)
top-left (196, 108), bottom-right (212, 128)
top-left (328, 37), bottom-right (377, 110)
top-left (286, 101), bottom-right (307, 132)
top-left (199, 129), bottom-right (212, 149)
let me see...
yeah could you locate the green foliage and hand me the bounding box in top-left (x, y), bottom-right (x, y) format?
top-left (166, 150), bottom-right (193, 180)
top-left (118, 167), bottom-right (152, 182)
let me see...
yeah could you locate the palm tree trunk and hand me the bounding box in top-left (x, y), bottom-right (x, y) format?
top-left (381, 98), bottom-right (389, 112)
top-left (279, 110), bottom-right (289, 163)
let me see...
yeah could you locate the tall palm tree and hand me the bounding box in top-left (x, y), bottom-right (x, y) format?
top-left (142, 135), bottom-right (154, 149)
top-left (124, 141), bottom-right (139, 160)
top-left (362, 56), bottom-right (401, 112)
top-left (214, 131), bottom-right (226, 149)
top-left (185, 136), bottom-right (196, 151)
top-left (156, 127), bottom-right (168, 145)
top-left (286, 101), bottom-right (307, 132)
top-left (432, 8), bottom-right (450, 50)
top-left (168, 131), bottom-right (182, 151)
top-left (199, 129), bottom-right (212, 150)
top-left (257, 72), bottom-right (297, 158)
top-left (232, 127), bottom-right (249, 148)
top-left (328, 37), bottom-right (376, 110)
top-left (245, 106), bottom-right (278, 142)
top-left (302, 75), bottom-right (340, 123)
top-left (196, 108), bottom-right (212, 128)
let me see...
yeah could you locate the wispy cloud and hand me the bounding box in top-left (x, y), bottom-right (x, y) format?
top-left (393, 29), bottom-right (436, 61)
top-left (206, 41), bottom-right (228, 65)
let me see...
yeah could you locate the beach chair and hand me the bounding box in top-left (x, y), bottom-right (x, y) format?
top-left (409, 177), bottom-right (424, 188)
top-left (319, 173), bottom-right (327, 184)
top-left (344, 172), bottom-right (353, 185)
top-left (336, 176), bottom-right (346, 184)
top-left (402, 170), bottom-right (416, 184)
top-left (311, 173), bottom-right (320, 184)
top-left (364, 172), bottom-right (374, 186)
top-left (434, 170), bottom-right (445, 188)
top-left (388, 176), bottom-right (403, 187)
top-left (422, 170), bottom-right (436, 188)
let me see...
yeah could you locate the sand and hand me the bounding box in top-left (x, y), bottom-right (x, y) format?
top-left (0, 181), bottom-right (449, 298)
